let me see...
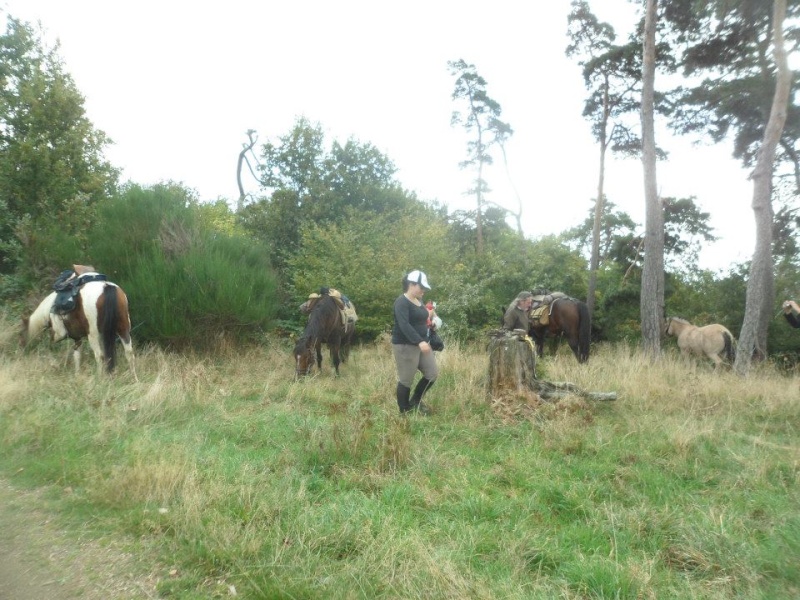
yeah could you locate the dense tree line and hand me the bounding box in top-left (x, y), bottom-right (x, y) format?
top-left (1, 8), bottom-right (799, 363)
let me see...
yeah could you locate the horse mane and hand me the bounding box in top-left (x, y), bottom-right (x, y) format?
top-left (295, 293), bottom-right (338, 348)
top-left (669, 316), bottom-right (690, 325)
top-left (307, 293), bottom-right (337, 326)
top-left (22, 291), bottom-right (56, 343)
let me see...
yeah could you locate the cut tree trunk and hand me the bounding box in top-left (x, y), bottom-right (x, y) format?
top-left (487, 330), bottom-right (616, 402)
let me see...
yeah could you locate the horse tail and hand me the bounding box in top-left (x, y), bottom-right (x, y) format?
top-left (723, 331), bottom-right (735, 363)
top-left (101, 285), bottom-right (119, 373)
top-left (577, 300), bottom-right (591, 363)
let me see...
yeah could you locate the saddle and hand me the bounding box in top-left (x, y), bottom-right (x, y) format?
top-left (300, 287), bottom-right (358, 329)
top-left (530, 291), bottom-right (568, 310)
top-left (51, 265), bottom-right (108, 315)
top-left (528, 292), bottom-right (569, 326)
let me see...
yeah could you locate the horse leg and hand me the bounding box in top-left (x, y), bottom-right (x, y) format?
top-left (119, 332), bottom-right (138, 382)
top-left (51, 314), bottom-right (70, 343)
top-left (86, 330), bottom-right (106, 376)
top-left (563, 326), bottom-right (581, 362)
top-left (331, 342), bottom-right (341, 376)
top-left (315, 340), bottom-right (323, 370)
top-left (529, 328), bottom-right (545, 358)
top-left (340, 331), bottom-right (351, 363)
top-left (72, 339), bottom-right (83, 374)
top-left (681, 350), bottom-right (697, 374)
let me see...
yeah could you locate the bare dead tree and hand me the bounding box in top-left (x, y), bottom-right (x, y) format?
top-left (236, 129), bottom-right (260, 212)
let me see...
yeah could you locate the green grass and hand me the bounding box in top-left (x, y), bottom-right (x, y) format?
top-left (1, 321), bottom-right (799, 599)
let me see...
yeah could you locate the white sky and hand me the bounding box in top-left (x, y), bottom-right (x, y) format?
top-left (3, 0), bottom-right (760, 271)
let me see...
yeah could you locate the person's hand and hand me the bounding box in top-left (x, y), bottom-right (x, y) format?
top-left (419, 340), bottom-right (432, 354)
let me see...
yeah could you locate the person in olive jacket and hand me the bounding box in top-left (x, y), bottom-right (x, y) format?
top-left (503, 291), bottom-right (534, 332)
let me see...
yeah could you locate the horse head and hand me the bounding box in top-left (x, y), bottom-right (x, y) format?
top-left (293, 335), bottom-right (315, 377)
top-left (19, 298), bottom-right (55, 347)
top-left (665, 317), bottom-right (688, 337)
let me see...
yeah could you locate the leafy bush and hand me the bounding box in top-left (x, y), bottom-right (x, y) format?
top-left (83, 184), bottom-right (278, 346)
top-left (288, 207), bottom-right (455, 340)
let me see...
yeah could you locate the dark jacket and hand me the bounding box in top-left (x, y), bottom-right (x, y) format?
top-left (785, 312), bottom-right (800, 329)
top-left (392, 295), bottom-right (430, 345)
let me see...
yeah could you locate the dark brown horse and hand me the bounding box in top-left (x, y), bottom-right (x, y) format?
top-left (21, 278), bottom-right (137, 379)
top-left (293, 292), bottom-right (357, 377)
top-left (528, 297), bottom-right (591, 363)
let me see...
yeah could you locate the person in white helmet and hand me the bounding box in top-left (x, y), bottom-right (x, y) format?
top-left (391, 270), bottom-right (438, 415)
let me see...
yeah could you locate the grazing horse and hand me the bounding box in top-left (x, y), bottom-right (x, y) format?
top-left (528, 297), bottom-right (591, 363)
top-left (665, 317), bottom-right (735, 369)
top-left (21, 278), bottom-right (137, 380)
top-left (293, 292), bottom-right (357, 377)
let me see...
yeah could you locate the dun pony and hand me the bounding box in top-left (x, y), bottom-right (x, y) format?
top-left (21, 280), bottom-right (137, 380)
top-left (665, 316), bottom-right (735, 369)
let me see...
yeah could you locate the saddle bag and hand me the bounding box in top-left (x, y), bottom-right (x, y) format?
top-left (529, 305), bottom-right (550, 327)
top-left (428, 329), bottom-right (445, 352)
top-left (51, 270), bottom-right (108, 316)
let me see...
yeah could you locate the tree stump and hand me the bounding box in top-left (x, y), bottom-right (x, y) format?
top-left (487, 329), bottom-right (617, 403)
top-left (488, 328), bottom-right (538, 395)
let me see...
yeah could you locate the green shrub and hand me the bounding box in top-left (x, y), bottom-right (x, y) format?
top-left (84, 184), bottom-right (278, 346)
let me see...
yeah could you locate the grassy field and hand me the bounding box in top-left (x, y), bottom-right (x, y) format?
top-left (1, 316), bottom-right (799, 599)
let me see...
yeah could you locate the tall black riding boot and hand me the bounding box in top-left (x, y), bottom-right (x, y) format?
top-left (396, 383), bottom-right (412, 413)
top-left (410, 378), bottom-right (434, 415)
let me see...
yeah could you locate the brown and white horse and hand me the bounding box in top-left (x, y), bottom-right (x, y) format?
top-left (21, 280), bottom-right (137, 380)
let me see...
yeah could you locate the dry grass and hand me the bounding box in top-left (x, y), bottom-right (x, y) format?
top-left (1, 318), bottom-right (799, 598)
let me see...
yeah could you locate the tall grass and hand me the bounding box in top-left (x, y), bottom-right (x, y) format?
top-left (1, 318), bottom-right (798, 599)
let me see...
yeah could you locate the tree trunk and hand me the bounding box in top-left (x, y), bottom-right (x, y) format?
top-left (639, 0), bottom-right (665, 360)
top-left (236, 130), bottom-right (258, 212)
top-left (475, 124), bottom-right (485, 255)
top-left (487, 330), bottom-right (538, 395)
top-left (735, 0), bottom-right (790, 374)
top-left (587, 76), bottom-right (611, 318)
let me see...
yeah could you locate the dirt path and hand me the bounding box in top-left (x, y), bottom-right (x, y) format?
top-left (0, 478), bottom-right (159, 599)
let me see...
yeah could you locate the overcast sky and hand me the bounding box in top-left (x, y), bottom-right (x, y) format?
top-left (3, 0), bottom-right (760, 271)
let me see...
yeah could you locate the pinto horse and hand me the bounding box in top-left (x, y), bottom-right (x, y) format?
top-left (293, 292), bottom-right (357, 377)
top-left (21, 279), bottom-right (137, 379)
top-left (528, 297), bottom-right (591, 363)
top-left (665, 317), bottom-right (735, 369)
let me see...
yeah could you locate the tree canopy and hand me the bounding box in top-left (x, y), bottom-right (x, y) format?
top-left (0, 15), bottom-right (117, 276)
